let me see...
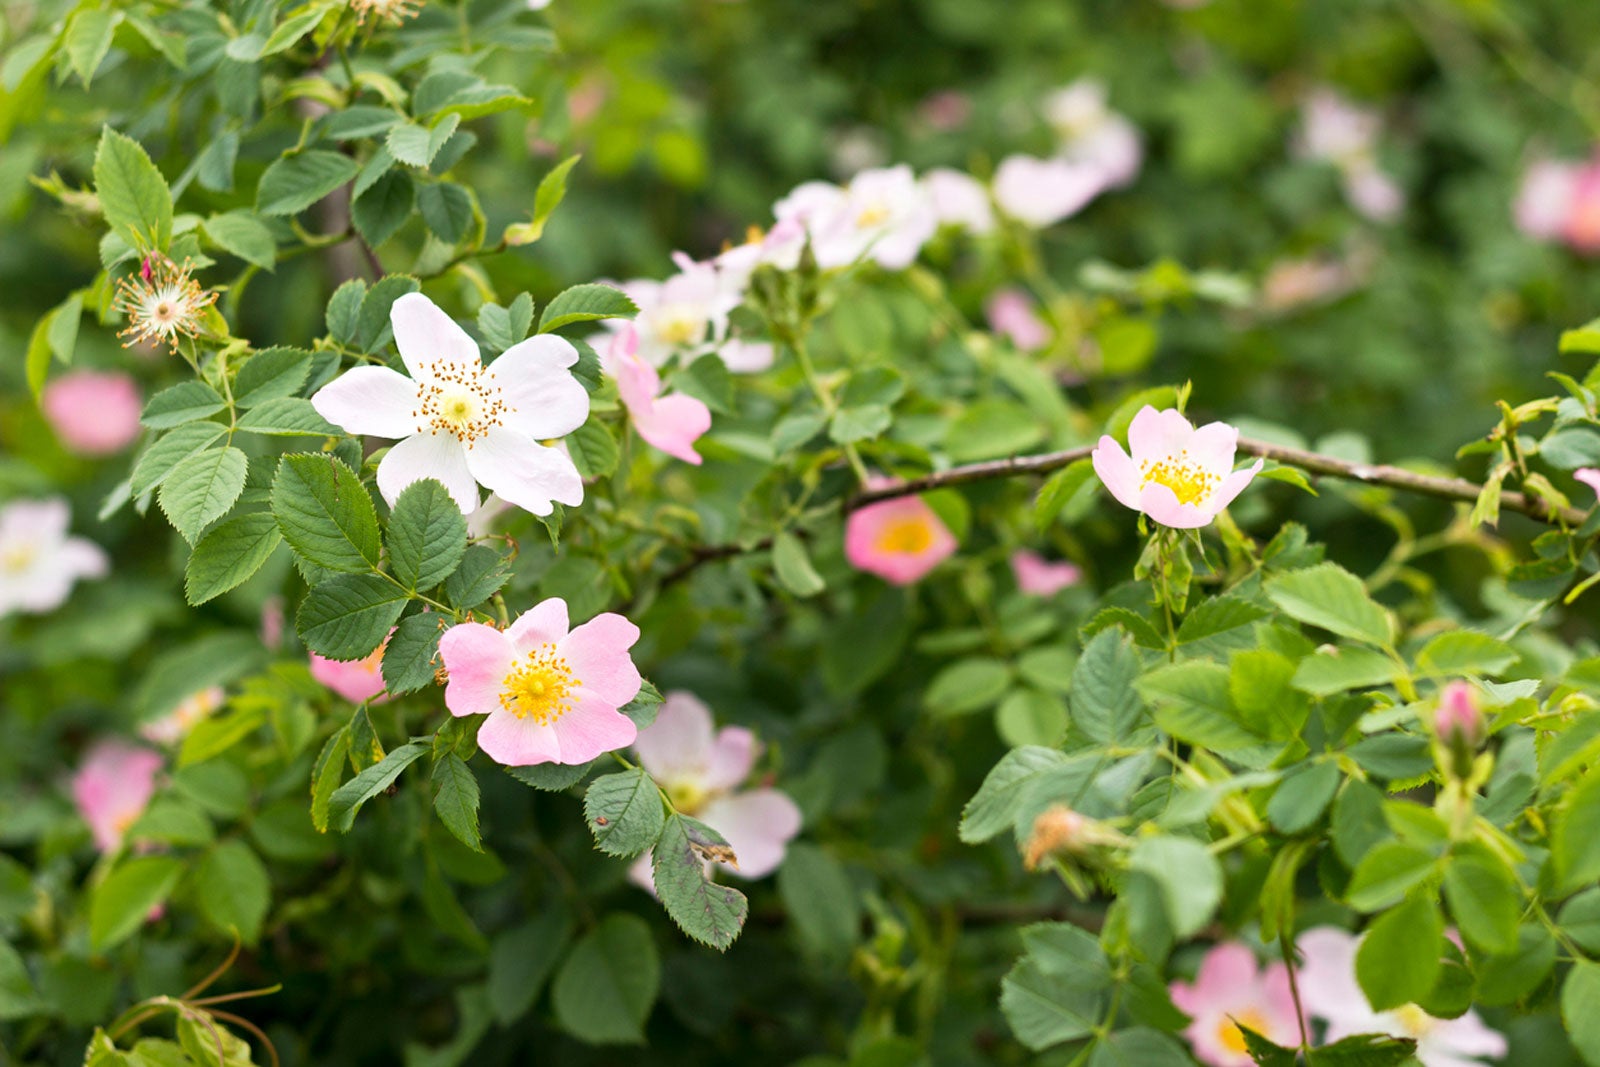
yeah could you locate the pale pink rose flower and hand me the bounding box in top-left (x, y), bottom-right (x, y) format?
top-left (310, 293), bottom-right (589, 516)
top-left (918, 90), bottom-right (972, 132)
top-left (716, 338), bottom-right (775, 374)
top-left (1296, 89), bottom-right (1383, 167)
top-left (1344, 165), bottom-right (1404, 223)
top-left (1565, 162), bottom-right (1600, 253)
top-left (715, 217), bottom-right (807, 284)
top-left (1042, 79), bottom-right (1143, 188)
top-left (611, 263), bottom-right (738, 368)
top-left (1260, 256), bottom-right (1355, 312)
top-left (603, 326), bottom-right (712, 464)
top-left (1575, 468), bottom-right (1600, 501)
top-left (924, 168), bottom-right (995, 235)
top-left (799, 165), bottom-right (938, 270)
top-left (0, 498), bottom-right (108, 617)
top-left (986, 288), bottom-right (1051, 350)
top-left (1169, 942), bottom-right (1302, 1067)
top-left (1011, 550), bottom-right (1081, 596)
top-left (1296, 926), bottom-right (1507, 1067)
top-left (1091, 406), bottom-right (1263, 529)
top-left (438, 597), bottom-right (641, 766)
top-left (41, 371), bottom-right (143, 456)
top-left (140, 687), bottom-right (225, 746)
top-left (626, 691), bottom-right (803, 888)
top-left (992, 155), bottom-right (1106, 228)
top-left (465, 494), bottom-right (512, 537)
top-left (844, 481), bottom-right (958, 585)
top-left (310, 631), bottom-right (392, 704)
top-left (72, 741), bottom-right (163, 852)
top-left (1514, 158), bottom-right (1579, 241)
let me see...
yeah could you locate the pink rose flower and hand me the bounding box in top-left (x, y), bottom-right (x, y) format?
top-left (917, 90), bottom-right (972, 132)
top-left (604, 326), bottom-right (712, 465)
top-left (1576, 468), bottom-right (1600, 501)
top-left (0, 498), bottom-right (108, 617)
top-left (1169, 942), bottom-right (1302, 1067)
top-left (992, 154), bottom-right (1106, 228)
top-left (310, 633), bottom-right (392, 704)
top-left (986, 288), bottom-right (1051, 350)
top-left (1042, 80), bottom-right (1144, 189)
top-left (140, 687), bottom-right (225, 745)
top-left (438, 598), bottom-right (642, 766)
top-left (1295, 926), bottom-right (1506, 1067)
top-left (72, 741), bottom-right (163, 852)
top-left (1514, 158), bottom-right (1579, 241)
top-left (844, 482), bottom-right (959, 585)
top-left (41, 371), bottom-right (143, 456)
top-left (924, 168), bottom-right (995, 235)
top-left (1566, 161), bottom-right (1600, 253)
top-left (1091, 406), bottom-right (1263, 529)
top-left (1010, 550), bottom-right (1081, 596)
top-left (628, 691), bottom-right (802, 887)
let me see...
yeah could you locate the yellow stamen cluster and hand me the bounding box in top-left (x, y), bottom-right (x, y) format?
top-left (0, 543), bottom-right (37, 574)
top-left (665, 780), bottom-right (710, 815)
top-left (113, 255), bottom-right (217, 354)
top-left (654, 310), bottom-right (702, 347)
top-left (875, 516), bottom-right (935, 555)
top-left (1217, 1010), bottom-right (1271, 1055)
top-left (856, 203), bottom-right (891, 228)
top-left (413, 359), bottom-right (506, 446)
top-left (1392, 1004), bottom-right (1437, 1039)
top-left (498, 644), bottom-right (576, 726)
top-left (1139, 449), bottom-right (1219, 507)
top-left (350, 0), bottom-right (422, 25)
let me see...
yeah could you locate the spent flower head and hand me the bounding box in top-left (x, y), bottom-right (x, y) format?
top-left (113, 254), bottom-right (217, 354)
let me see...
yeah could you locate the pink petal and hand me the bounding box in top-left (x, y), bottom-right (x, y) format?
top-left (634, 691), bottom-right (716, 782)
top-left (72, 741), bottom-right (163, 853)
top-left (1011, 550), bottom-right (1082, 596)
top-left (1432, 1011), bottom-right (1508, 1058)
top-left (1293, 927), bottom-right (1369, 1026)
top-left (1210, 459), bottom-right (1264, 512)
top-left (843, 495), bottom-right (958, 585)
top-left (477, 708), bottom-right (563, 766)
top-left (633, 393), bottom-right (711, 465)
top-left (0, 499), bottom-right (69, 542)
top-left (1126, 406), bottom-right (1195, 465)
top-left (717, 339), bottom-right (775, 373)
top-left (390, 292), bottom-right (483, 383)
top-left (698, 788), bottom-right (803, 878)
top-left (438, 622), bottom-right (515, 717)
top-left (1194, 943), bottom-right (1262, 997)
top-left (1090, 436), bottom-right (1143, 511)
top-left (488, 335), bottom-right (590, 440)
top-left (547, 691), bottom-right (639, 764)
top-left (1187, 421), bottom-right (1242, 477)
top-left (310, 366), bottom-right (421, 440)
top-left (42, 371), bottom-right (142, 456)
top-left (506, 597), bottom-right (570, 654)
top-left (704, 727), bottom-right (760, 792)
top-left (463, 427), bottom-right (582, 517)
top-left (376, 432), bottom-right (477, 511)
top-left (558, 612), bottom-right (642, 708)
top-left (310, 639), bottom-right (390, 704)
top-left (1138, 482), bottom-right (1212, 529)
top-left (58, 537), bottom-right (110, 580)
top-left (1516, 159), bottom-right (1579, 240)
top-left (1576, 468), bottom-right (1600, 500)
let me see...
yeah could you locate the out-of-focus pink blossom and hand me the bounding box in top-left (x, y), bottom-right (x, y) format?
top-left (778, 166), bottom-right (938, 270)
top-left (140, 687), bottom-right (225, 746)
top-left (844, 481), bottom-right (958, 585)
top-left (1514, 158), bottom-right (1580, 240)
top-left (1296, 89), bottom-right (1404, 222)
top-left (627, 691), bottom-right (802, 889)
top-left (986, 288), bottom-right (1051, 350)
top-left (1576, 468), bottom-right (1600, 501)
top-left (0, 498), bottom-right (108, 618)
top-left (1567, 163), bottom-right (1600, 253)
top-left (438, 598), bottom-right (642, 766)
top-left (924, 168), bottom-right (995, 235)
top-left (604, 326), bottom-right (712, 464)
top-left (918, 90), bottom-right (972, 132)
top-left (260, 596), bottom-right (285, 650)
top-left (310, 634), bottom-right (392, 705)
top-left (1091, 406), bottom-right (1262, 529)
top-left (41, 371), bottom-right (143, 456)
top-left (1010, 550), bottom-right (1081, 596)
top-left (1434, 681), bottom-right (1485, 751)
top-left (1042, 79), bottom-right (1143, 188)
top-left (72, 741), bottom-right (163, 853)
top-left (1169, 942), bottom-right (1302, 1067)
top-left (992, 155), bottom-right (1106, 228)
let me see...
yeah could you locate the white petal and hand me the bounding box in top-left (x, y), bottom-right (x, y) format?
top-left (311, 366), bottom-right (421, 439)
top-left (376, 432), bottom-right (478, 511)
top-left (390, 292), bottom-right (482, 384)
top-left (488, 336), bottom-right (590, 439)
top-left (463, 428), bottom-right (583, 517)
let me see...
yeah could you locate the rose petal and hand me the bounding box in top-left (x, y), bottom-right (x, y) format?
top-left (390, 292), bottom-right (483, 383)
top-left (463, 428), bottom-right (583, 517)
top-left (698, 789), bottom-right (802, 879)
top-left (489, 335), bottom-right (590, 439)
top-left (310, 366), bottom-right (421, 440)
top-left (506, 597), bottom-right (571, 654)
top-left (558, 612), bottom-right (642, 708)
top-left (477, 708), bottom-right (562, 766)
top-left (634, 691), bottom-right (716, 782)
top-left (376, 432), bottom-right (477, 511)
top-left (548, 691), bottom-right (639, 764)
top-left (439, 623), bottom-right (515, 716)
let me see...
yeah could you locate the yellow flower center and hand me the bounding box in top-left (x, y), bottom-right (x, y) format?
top-left (1392, 1004), bottom-right (1436, 1038)
top-left (1139, 450), bottom-right (1219, 506)
top-left (499, 644), bottom-right (576, 726)
top-left (665, 780), bottom-right (710, 814)
top-left (1217, 1009), bottom-right (1271, 1054)
top-left (114, 258), bottom-right (217, 354)
top-left (656, 311), bottom-right (702, 347)
top-left (856, 203), bottom-right (891, 228)
top-left (876, 516), bottom-right (935, 555)
top-left (415, 361), bottom-right (506, 446)
top-left (0, 543), bottom-right (36, 574)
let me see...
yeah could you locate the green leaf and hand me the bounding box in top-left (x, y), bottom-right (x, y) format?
top-left (445, 544), bottom-right (513, 608)
top-left (539, 283), bottom-right (637, 333)
top-left (1442, 849), bottom-right (1520, 954)
top-left (0, 939), bottom-right (45, 1020)
top-left (505, 761), bottom-right (593, 792)
top-left (1000, 957), bottom-right (1104, 1051)
top-left (256, 150), bottom-right (360, 216)
top-left (127, 798), bottom-right (215, 848)
top-left (1563, 961), bottom-right (1600, 1067)
top-left (489, 908), bottom-right (572, 1026)
top-left (261, 2), bottom-right (330, 55)
top-left (235, 397), bottom-right (337, 436)
top-left (185, 512), bottom-right (283, 605)
top-left (925, 656), bottom-right (1012, 716)
top-left (1071, 629), bottom-right (1146, 745)
top-left (351, 168), bottom-right (415, 247)
top-left (997, 688), bottom-right (1069, 747)
top-left (1345, 841), bottom-right (1438, 913)
top-left (202, 211), bottom-right (276, 270)
top-left (386, 114), bottom-right (461, 168)
top-left (131, 422), bottom-right (227, 495)
top-left (777, 842), bottom-right (858, 962)
top-left (47, 291), bottom-right (82, 364)
top-left (772, 531), bottom-right (826, 597)
top-left (326, 741), bottom-right (429, 832)
top-left (1554, 768), bottom-right (1600, 893)
top-left (94, 127), bottom-right (172, 249)
top-left (65, 7), bottom-right (120, 85)
top-left (25, 311), bottom-right (53, 398)
top-left (652, 815), bottom-right (749, 951)
top-left (310, 729), bottom-right (350, 833)
top-left (504, 154), bottom-right (580, 245)
top-left (432, 752), bottom-right (482, 852)
top-left (1266, 760), bottom-right (1340, 834)
top-left (326, 278), bottom-right (366, 343)
top-left (158, 446), bottom-right (248, 542)
top-left (829, 404), bottom-right (891, 444)
top-left (1415, 631), bottom-right (1519, 676)
top-left (381, 612), bottom-right (445, 695)
top-left (90, 856), bottom-right (183, 951)
top-left (296, 573), bottom-right (406, 660)
top-left (387, 478), bottom-right (467, 590)
top-left (477, 295), bottom-right (535, 353)
top-left (583, 770), bottom-right (666, 858)
top-left (418, 181), bottom-right (474, 243)
top-left (1355, 895), bottom-right (1443, 1011)
top-left (676, 353), bottom-right (734, 414)
top-left (271, 454), bottom-right (382, 572)
top-left (960, 746), bottom-right (1070, 844)
top-left (551, 913), bottom-right (660, 1045)
top-left (1034, 458), bottom-right (1097, 530)
top-left (194, 840), bottom-right (271, 945)
top-left (1265, 563), bottom-right (1393, 646)
top-left (233, 347), bottom-right (312, 409)
top-left (141, 381), bottom-right (226, 429)
top-left (1176, 595), bottom-right (1269, 644)
top-left (565, 419), bottom-right (619, 480)
top-left (1291, 646), bottom-right (1398, 696)
top-left (355, 274), bottom-right (421, 352)
top-left (1127, 836), bottom-right (1222, 939)
top-left (1088, 1028), bottom-right (1192, 1067)
top-left (1305, 1033), bottom-right (1418, 1067)
top-left (1140, 661), bottom-right (1262, 749)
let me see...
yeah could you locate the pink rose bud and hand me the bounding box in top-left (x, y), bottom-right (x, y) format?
top-left (1435, 681), bottom-right (1485, 751)
top-left (41, 371), bottom-right (143, 456)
